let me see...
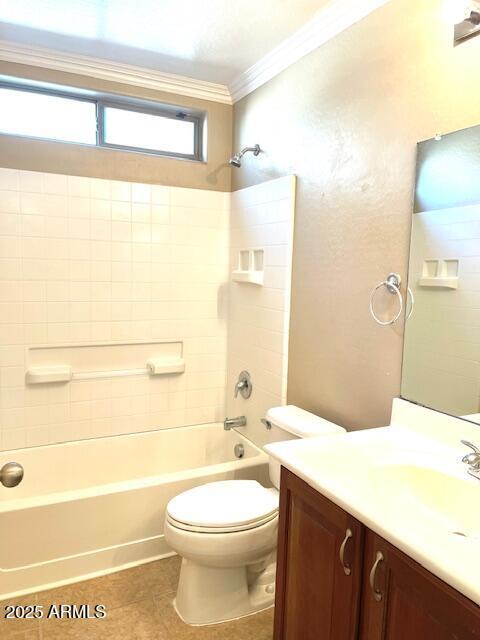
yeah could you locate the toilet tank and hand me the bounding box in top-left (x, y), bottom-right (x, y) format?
top-left (265, 405), bottom-right (346, 489)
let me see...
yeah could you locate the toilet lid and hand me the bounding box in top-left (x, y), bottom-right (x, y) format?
top-left (166, 480), bottom-right (279, 531)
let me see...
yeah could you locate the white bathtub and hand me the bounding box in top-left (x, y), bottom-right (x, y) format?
top-left (0, 424), bottom-right (269, 600)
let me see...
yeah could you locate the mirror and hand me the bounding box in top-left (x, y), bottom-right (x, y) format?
top-left (401, 124), bottom-right (480, 424)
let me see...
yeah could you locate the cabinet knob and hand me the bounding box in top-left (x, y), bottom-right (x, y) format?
top-left (339, 528), bottom-right (353, 576)
top-left (369, 551), bottom-right (385, 602)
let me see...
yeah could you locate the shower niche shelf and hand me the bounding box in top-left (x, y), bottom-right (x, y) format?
top-left (232, 248), bottom-right (264, 286)
top-left (25, 340), bottom-right (185, 385)
top-left (418, 259), bottom-right (459, 289)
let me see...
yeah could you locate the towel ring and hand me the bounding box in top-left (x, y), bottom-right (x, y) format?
top-left (370, 273), bottom-right (403, 326)
top-left (406, 286), bottom-right (415, 320)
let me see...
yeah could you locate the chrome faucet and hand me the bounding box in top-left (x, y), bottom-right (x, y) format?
top-left (224, 416), bottom-right (247, 431)
top-left (461, 440), bottom-right (480, 480)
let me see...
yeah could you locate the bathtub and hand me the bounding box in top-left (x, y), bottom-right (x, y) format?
top-left (0, 424), bottom-right (269, 600)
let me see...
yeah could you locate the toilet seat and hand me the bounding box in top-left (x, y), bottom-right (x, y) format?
top-left (167, 510), bottom-right (278, 534)
top-left (166, 480), bottom-right (279, 534)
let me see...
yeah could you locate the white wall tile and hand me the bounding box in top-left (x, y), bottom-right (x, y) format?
top-left (0, 168), bottom-right (19, 191)
top-left (0, 167), bottom-right (229, 450)
top-left (403, 204), bottom-right (480, 415)
top-left (68, 176), bottom-right (90, 198)
top-left (227, 176), bottom-right (295, 448)
top-left (131, 183), bottom-right (151, 204)
top-left (0, 191), bottom-right (21, 213)
top-left (90, 178), bottom-right (111, 200)
top-left (151, 185), bottom-right (170, 206)
top-left (111, 180), bottom-right (131, 202)
top-left (19, 171), bottom-right (43, 193)
top-left (43, 173), bottom-right (68, 195)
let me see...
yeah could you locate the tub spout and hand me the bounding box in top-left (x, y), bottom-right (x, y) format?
top-left (224, 416), bottom-right (247, 430)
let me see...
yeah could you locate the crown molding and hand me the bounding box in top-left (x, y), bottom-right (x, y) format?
top-left (0, 41), bottom-right (233, 105)
top-left (0, 1), bottom-right (390, 107)
top-left (229, 0), bottom-right (391, 103)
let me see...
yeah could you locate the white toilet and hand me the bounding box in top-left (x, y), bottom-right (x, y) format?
top-left (164, 405), bottom-right (346, 625)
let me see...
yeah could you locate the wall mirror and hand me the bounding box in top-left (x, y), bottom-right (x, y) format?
top-left (401, 124), bottom-right (480, 424)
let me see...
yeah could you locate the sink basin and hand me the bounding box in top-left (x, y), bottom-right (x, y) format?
top-left (266, 419), bottom-right (480, 606)
top-left (375, 464), bottom-right (480, 538)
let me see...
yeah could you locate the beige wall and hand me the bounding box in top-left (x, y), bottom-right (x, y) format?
top-left (0, 62), bottom-right (233, 191)
top-left (232, 0), bottom-right (480, 429)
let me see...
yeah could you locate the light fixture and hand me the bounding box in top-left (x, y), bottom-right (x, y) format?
top-left (443, 0), bottom-right (470, 24)
top-left (451, 1), bottom-right (480, 44)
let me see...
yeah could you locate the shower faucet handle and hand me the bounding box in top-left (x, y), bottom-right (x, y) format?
top-left (234, 371), bottom-right (252, 399)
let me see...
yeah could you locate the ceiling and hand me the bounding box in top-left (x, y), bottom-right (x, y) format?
top-left (0, 0), bottom-right (329, 85)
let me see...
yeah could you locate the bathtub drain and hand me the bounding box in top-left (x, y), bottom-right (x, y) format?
top-left (234, 443), bottom-right (245, 459)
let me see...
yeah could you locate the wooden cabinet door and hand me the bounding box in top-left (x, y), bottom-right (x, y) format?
top-left (273, 467), bottom-right (364, 640)
top-left (359, 530), bottom-right (480, 640)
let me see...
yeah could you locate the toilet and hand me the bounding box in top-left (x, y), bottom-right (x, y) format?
top-left (164, 405), bottom-right (346, 625)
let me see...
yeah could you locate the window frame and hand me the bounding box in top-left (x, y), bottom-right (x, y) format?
top-left (97, 99), bottom-right (203, 161)
top-left (0, 79), bottom-right (205, 162)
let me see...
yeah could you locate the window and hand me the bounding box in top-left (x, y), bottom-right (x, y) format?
top-left (102, 106), bottom-right (196, 157)
top-left (0, 81), bottom-right (204, 161)
top-left (0, 87), bottom-right (96, 145)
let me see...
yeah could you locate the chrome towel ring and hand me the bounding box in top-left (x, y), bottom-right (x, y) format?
top-left (406, 286), bottom-right (414, 321)
top-left (370, 273), bottom-right (415, 325)
top-left (370, 273), bottom-right (403, 326)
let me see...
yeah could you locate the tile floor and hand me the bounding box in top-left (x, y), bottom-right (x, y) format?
top-left (0, 556), bottom-right (274, 639)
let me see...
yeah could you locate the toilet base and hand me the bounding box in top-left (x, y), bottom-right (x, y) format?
top-left (174, 557), bottom-right (276, 625)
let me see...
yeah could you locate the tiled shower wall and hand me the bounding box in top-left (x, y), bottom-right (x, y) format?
top-left (0, 168), bottom-right (229, 450)
top-left (402, 204), bottom-right (480, 416)
top-left (227, 176), bottom-right (295, 447)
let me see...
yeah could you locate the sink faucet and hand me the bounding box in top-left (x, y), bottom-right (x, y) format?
top-left (224, 416), bottom-right (247, 431)
top-left (461, 440), bottom-right (480, 480)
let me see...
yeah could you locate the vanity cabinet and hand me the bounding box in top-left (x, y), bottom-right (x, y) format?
top-left (360, 530), bottom-right (480, 640)
top-left (274, 468), bottom-right (480, 640)
top-left (273, 468), bottom-right (364, 640)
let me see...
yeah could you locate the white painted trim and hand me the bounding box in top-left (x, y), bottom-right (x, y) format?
top-left (229, 0), bottom-right (391, 103)
top-left (0, 0), bottom-right (390, 106)
top-left (0, 41), bottom-right (233, 105)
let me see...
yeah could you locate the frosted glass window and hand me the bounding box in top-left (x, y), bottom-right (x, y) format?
top-left (0, 88), bottom-right (97, 144)
top-left (0, 81), bottom-right (203, 160)
top-left (103, 107), bottom-right (195, 156)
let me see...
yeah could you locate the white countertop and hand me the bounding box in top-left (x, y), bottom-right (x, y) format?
top-left (265, 399), bottom-right (480, 606)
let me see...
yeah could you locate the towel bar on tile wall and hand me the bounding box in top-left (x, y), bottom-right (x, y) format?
top-left (25, 357), bottom-right (186, 385)
top-left (369, 273), bottom-right (414, 326)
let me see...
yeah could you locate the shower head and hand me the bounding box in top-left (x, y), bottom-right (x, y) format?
top-left (229, 144), bottom-right (261, 168)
